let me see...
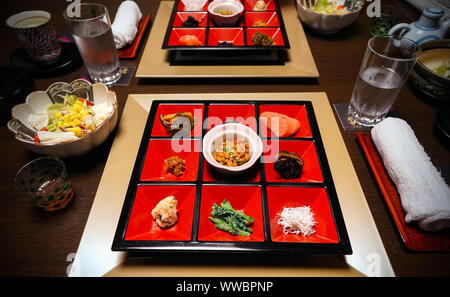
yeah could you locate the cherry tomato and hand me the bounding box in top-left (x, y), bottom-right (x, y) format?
top-left (78, 98), bottom-right (93, 106)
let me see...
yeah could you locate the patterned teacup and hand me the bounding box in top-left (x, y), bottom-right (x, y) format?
top-left (15, 157), bottom-right (74, 211)
top-left (6, 10), bottom-right (61, 64)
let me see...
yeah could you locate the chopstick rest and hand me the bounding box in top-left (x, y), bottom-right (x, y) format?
top-left (111, 0), bottom-right (142, 49)
top-left (371, 117), bottom-right (450, 232)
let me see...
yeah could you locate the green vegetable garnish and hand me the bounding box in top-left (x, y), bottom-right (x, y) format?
top-left (433, 61), bottom-right (450, 79)
top-left (208, 200), bottom-right (254, 236)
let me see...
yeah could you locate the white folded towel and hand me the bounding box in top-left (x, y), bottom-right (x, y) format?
top-left (371, 117), bottom-right (450, 232)
top-left (111, 1), bottom-right (142, 49)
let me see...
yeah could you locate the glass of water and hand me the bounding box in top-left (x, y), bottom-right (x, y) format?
top-left (347, 36), bottom-right (421, 127)
top-left (63, 3), bottom-right (121, 85)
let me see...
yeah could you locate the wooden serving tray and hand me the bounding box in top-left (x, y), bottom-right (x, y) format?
top-left (162, 0), bottom-right (290, 50)
top-left (117, 14), bottom-right (151, 59)
top-left (357, 133), bottom-right (450, 252)
top-left (135, 0), bottom-right (319, 78)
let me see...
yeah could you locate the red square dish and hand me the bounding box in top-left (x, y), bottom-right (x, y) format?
top-left (202, 161), bottom-right (260, 182)
top-left (246, 28), bottom-right (283, 46)
top-left (198, 185), bottom-right (265, 242)
top-left (177, 0), bottom-right (208, 11)
top-left (263, 140), bottom-right (323, 183)
top-left (124, 185), bottom-right (197, 241)
top-left (168, 28), bottom-right (206, 46)
top-left (266, 187), bottom-right (339, 243)
top-left (245, 11), bottom-right (280, 27)
top-left (151, 104), bottom-right (204, 137)
top-left (259, 104), bottom-right (312, 138)
top-left (244, 0), bottom-right (276, 11)
top-left (173, 12), bottom-right (208, 27)
top-left (140, 139), bottom-right (200, 181)
top-left (207, 28), bottom-right (245, 46)
top-left (206, 104), bottom-right (256, 131)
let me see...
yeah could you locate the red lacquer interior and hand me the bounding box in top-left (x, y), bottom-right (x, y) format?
top-left (243, 0), bottom-right (276, 11)
top-left (245, 11), bottom-right (280, 27)
top-left (168, 28), bottom-right (206, 46)
top-left (125, 185), bottom-right (197, 241)
top-left (198, 185), bottom-right (265, 242)
top-left (206, 104), bottom-right (256, 131)
top-left (207, 28), bottom-right (245, 46)
top-left (263, 140), bottom-right (324, 183)
top-left (140, 139), bottom-right (200, 182)
top-left (246, 27), bottom-right (283, 46)
top-left (151, 104), bottom-right (204, 137)
top-left (173, 12), bottom-right (208, 27)
top-left (259, 104), bottom-right (312, 138)
top-left (177, 0), bottom-right (208, 11)
top-left (266, 186), bottom-right (339, 243)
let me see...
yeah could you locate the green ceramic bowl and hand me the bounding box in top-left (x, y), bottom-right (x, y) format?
top-left (409, 39), bottom-right (450, 103)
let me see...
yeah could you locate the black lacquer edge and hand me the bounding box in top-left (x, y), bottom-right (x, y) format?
top-left (112, 100), bottom-right (352, 255)
top-left (161, 0), bottom-right (290, 50)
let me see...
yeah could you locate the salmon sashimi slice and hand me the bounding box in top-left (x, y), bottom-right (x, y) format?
top-left (179, 35), bottom-right (202, 46)
top-left (285, 117), bottom-right (301, 136)
top-left (260, 111), bottom-right (301, 137)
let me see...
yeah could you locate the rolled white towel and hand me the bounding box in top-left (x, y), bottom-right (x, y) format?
top-left (111, 1), bottom-right (142, 49)
top-left (371, 117), bottom-right (450, 232)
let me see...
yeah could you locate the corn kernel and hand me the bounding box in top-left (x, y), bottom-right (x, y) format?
top-left (73, 127), bottom-right (82, 137)
top-left (55, 112), bottom-right (62, 119)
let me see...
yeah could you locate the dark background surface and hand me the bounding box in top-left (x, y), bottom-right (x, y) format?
top-left (0, 0), bottom-right (449, 276)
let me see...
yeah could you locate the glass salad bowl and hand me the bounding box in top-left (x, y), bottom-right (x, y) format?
top-left (7, 79), bottom-right (118, 157)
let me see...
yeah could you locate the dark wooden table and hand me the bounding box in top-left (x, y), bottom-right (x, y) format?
top-left (0, 0), bottom-right (449, 277)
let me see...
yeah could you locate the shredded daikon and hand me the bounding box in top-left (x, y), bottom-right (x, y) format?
top-left (277, 206), bottom-right (316, 236)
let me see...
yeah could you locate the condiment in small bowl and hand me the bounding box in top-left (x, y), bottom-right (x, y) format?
top-left (203, 123), bottom-right (263, 175)
top-left (208, 0), bottom-right (244, 27)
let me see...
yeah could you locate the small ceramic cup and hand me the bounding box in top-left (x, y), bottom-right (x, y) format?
top-left (14, 157), bottom-right (74, 211)
top-left (208, 0), bottom-right (244, 27)
top-left (203, 123), bottom-right (263, 175)
top-left (6, 10), bottom-right (61, 64)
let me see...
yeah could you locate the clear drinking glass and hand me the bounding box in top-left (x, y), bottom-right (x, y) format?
top-left (63, 3), bottom-right (121, 85)
top-left (14, 157), bottom-right (74, 211)
top-left (347, 36), bottom-right (421, 127)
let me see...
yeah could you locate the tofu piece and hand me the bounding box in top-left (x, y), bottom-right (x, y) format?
top-left (151, 196), bottom-right (178, 228)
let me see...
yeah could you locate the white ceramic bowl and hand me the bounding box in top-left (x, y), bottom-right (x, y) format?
top-left (203, 123), bottom-right (263, 175)
top-left (208, 0), bottom-right (244, 27)
top-left (296, 0), bottom-right (364, 34)
top-left (7, 82), bottom-right (118, 158)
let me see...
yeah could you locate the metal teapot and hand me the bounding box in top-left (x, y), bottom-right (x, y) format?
top-left (388, 7), bottom-right (450, 44)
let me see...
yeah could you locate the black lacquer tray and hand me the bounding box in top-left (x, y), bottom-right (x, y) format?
top-left (161, 0), bottom-right (291, 65)
top-left (112, 100), bottom-right (352, 255)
